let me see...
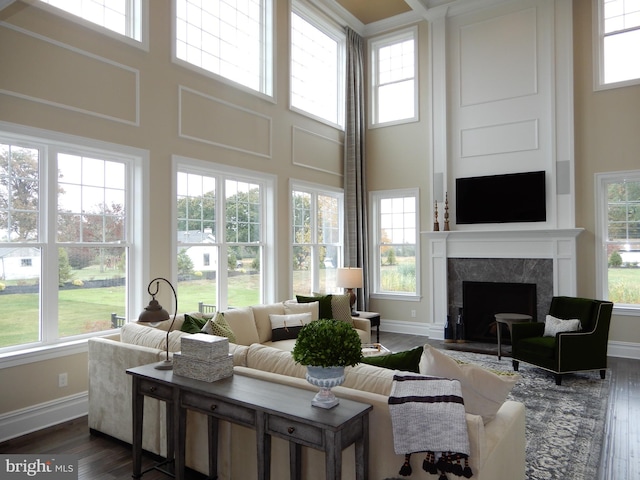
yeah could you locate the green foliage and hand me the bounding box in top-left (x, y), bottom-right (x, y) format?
top-left (386, 248), bottom-right (397, 266)
top-left (292, 319), bottom-right (362, 368)
top-left (609, 250), bottom-right (623, 267)
top-left (228, 252), bottom-right (238, 270)
top-left (177, 249), bottom-right (194, 276)
top-left (58, 248), bottom-right (73, 285)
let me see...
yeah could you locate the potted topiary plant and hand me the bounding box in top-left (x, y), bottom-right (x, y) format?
top-left (292, 319), bottom-right (363, 409)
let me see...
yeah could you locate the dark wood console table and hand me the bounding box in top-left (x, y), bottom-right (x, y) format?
top-left (356, 311), bottom-right (381, 343)
top-left (128, 364), bottom-right (372, 480)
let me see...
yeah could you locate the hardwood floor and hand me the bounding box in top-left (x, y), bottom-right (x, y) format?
top-left (1, 332), bottom-right (638, 479)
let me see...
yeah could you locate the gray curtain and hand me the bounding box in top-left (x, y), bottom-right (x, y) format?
top-left (344, 27), bottom-right (369, 311)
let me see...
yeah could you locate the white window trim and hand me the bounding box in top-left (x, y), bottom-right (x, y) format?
top-left (32, 0), bottom-right (149, 51)
top-left (289, 0), bottom-right (346, 130)
top-left (173, 155), bottom-right (277, 307)
top-left (368, 26), bottom-right (419, 129)
top-left (0, 121), bottom-right (150, 366)
top-left (171, 0), bottom-right (276, 102)
top-left (593, 0), bottom-right (640, 91)
top-left (595, 169), bottom-right (640, 316)
top-left (289, 179), bottom-right (344, 296)
top-left (369, 188), bottom-right (420, 300)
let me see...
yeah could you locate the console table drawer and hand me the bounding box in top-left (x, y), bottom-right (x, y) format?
top-left (181, 392), bottom-right (255, 426)
top-left (268, 416), bottom-right (323, 448)
top-left (138, 379), bottom-right (173, 400)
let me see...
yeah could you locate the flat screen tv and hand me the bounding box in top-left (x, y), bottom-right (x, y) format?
top-left (456, 171), bottom-right (546, 224)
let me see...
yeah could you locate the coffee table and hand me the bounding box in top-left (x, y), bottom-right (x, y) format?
top-left (494, 313), bottom-right (533, 360)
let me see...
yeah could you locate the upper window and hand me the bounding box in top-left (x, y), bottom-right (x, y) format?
top-left (175, 158), bottom-right (275, 311)
top-left (39, 0), bottom-right (143, 44)
top-left (369, 27), bottom-right (418, 127)
top-left (596, 171), bottom-right (640, 312)
top-left (290, 2), bottom-right (345, 128)
top-left (370, 189), bottom-right (419, 298)
top-left (291, 181), bottom-right (343, 296)
top-left (596, 0), bottom-right (640, 89)
top-left (0, 125), bottom-right (147, 355)
top-left (175, 0), bottom-right (273, 97)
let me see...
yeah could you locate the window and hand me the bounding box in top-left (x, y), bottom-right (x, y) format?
top-left (370, 189), bottom-right (419, 297)
top-left (370, 28), bottom-right (418, 127)
top-left (291, 181), bottom-right (343, 296)
top-left (290, 2), bottom-right (345, 127)
top-left (175, 0), bottom-right (273, 97)
top-left (596, 0), bottom-right (640, 88)
top-left (175, 158), bottom-right (275, 311)
top-left (596, 171), bottom-right (640, 312)
top-left (38, 0), bottom-right (144, 44)
top-left (0, 125), bottom-right (146, 354)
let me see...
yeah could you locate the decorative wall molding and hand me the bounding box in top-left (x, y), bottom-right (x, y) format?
top-left (0, 21), bottom-right (139, 126)
top-left (178, 86), bottom-right (272, 159)
top-left (291, 126), bottom-right (343, 176)
top-left (460, 119), bottom-right (539, 157)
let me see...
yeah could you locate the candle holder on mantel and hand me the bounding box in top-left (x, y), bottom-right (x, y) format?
top-left (444, 192), bottom-right (450, 231)
top-left (433, 201), bottom-right (440, 231)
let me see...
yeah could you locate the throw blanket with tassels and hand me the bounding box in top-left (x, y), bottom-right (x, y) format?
top-left (388, 374), bottom-right (473, 479)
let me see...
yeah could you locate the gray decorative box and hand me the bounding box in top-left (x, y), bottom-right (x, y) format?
top-left (180, 333), bottom-right (229, 363)
top-left (173, 353), bottom-right (234, 382)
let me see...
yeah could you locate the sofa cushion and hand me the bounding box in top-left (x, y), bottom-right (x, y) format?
top-left (202, 312), bottom-right (237, 343)
top-left (180, 313), bottom-right (208, 334)
top-left (245, 343), bottom-right (307, 378)
top-left (543, 314), bottom-right (581, 337)
top-left (121, 323), bottom-right (186, 352)
top-left (269, 313), bottom-right (313, 341)
top-left (342, 363), bottom-right (395, 396)
top-left (250, 303), bottom-right (286, 343)
top-left (297, 294), bottom-right (333, 319)
top-left (222, 307), bottom-right (260, 345)
top-left (361, 346), bottom-right (423, 373)
top-left (419, 344), bottom-right (519, 423)
top-left (283, 300), bottom-right (319, 320)
top-left (296, 293), bottom-right (352, 322)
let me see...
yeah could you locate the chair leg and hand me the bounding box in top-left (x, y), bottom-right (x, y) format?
top-left (512, 360), bottom-right (519, 371)
top-left (555, 374), bottom-right (562, 386)
top-left (600, 369), bottom-right (606, 380)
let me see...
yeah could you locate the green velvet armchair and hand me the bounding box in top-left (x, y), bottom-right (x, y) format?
top-left (511, 296), bottom-right (614, 385)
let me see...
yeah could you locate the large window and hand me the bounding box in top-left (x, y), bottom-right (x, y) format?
top-left (290, 2), bottom-right (345, 127)
top-left (175, 0), bottom-right (273, 97)
top-left (369, 27), bottom-right (418, 127)
top-left (370, 189), bottom-right (419, 297)
top-left (596, 0), bottom-right (640, 88)
top-left (596, 171), bottom-right (640, 312)
top-left (175, 158), bottom-right (275, 311)
top-left (291, 181), bottom-right (343, 296)
top-left (38, 0), bottom-right (144, 44)
top-left (0, 125), bottom-right (146, 354)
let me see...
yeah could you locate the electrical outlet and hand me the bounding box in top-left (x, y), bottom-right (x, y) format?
top-left (58, 373), bottom-right (68, 388)
top-left (411, 310), bottom-right (416, 318)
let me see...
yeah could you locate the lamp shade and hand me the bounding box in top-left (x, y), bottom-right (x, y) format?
top-left (138, 298), bottom-right (170, 324)
top-left (138, 277), bottom-right (178, 370)
top-left (336, 267), bottom-right (363, 288)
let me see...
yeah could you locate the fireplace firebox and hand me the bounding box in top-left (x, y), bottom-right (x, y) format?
top-left (462, 281), bottom-right (537, 343)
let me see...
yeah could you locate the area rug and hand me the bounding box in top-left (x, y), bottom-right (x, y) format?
top-left (442, 349), bottom-right (610, 480)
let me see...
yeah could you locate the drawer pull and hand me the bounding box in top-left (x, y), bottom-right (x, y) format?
top-left (287, 427), bottom-right (295, 434)
top-left (148, 386), bottom-right (156, 393)
top-left (210, 404), bottom-right (217, 411)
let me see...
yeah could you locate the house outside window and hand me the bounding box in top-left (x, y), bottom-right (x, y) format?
top-left (38, 0), bottom-right (144, 45)
top-left (175, 0), bottom-right (274, 97)
top-left (176, 158), bottom-right (275, 311)
top-left (369, 27), bottom-right (418, 127)
top-left (370, 189), bottom-right (419, 298)
top-left (0, 126), bottom-right (146, 353)
top-left (596, 170), bottom-right (640, 313)
top-left (291, 181), bottom-right (343, 296)
top-left (595, 0), bottom-right (640, 89)
top-left (290, 1), bottom-right (345, 128)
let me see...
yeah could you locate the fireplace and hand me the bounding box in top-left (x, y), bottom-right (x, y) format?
top-left (462, 281), bottom-right (537, 343)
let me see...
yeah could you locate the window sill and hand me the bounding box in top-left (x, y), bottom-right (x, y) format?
top-left (612, 305), bottom-right (640, 317)
top-left (370, 293), bottom-right (421, 302)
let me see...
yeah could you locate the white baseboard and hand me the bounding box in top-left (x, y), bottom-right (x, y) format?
top-left (380, 321), bottom-right (640, 360)
top-left (0, 392), bottom-right (88, 443)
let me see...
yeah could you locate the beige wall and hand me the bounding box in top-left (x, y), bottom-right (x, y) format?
top-left (573, 0), bottom-right (640, 344)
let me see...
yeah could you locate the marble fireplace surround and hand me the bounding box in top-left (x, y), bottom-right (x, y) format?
top-left (423, 228), bottom-right (583, 339)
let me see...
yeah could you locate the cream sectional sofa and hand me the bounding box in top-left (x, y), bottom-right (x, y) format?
top-left (88, 302), bottom-right (526, 480)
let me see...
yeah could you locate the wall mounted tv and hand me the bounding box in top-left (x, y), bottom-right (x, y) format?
top-left (455, 171), bottom-right (546, 224)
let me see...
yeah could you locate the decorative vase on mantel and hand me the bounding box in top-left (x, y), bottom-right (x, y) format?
top-left (305, 366), bottom-right (346, 409)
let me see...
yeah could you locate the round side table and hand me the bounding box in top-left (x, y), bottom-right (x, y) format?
top-left (494, 313), bottom-right (533, 360)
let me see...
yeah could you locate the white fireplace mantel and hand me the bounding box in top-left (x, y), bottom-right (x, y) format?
top-left (421, 228), bottom-right (584, 338)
